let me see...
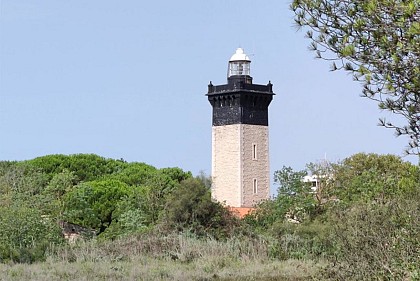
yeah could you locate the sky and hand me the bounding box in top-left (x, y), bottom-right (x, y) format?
top-left (0, 0), bottom-right (416, 192)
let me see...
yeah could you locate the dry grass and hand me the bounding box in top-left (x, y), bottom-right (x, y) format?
top-left (0, 233), bottom-right (322, 281)
top-left (0, 258), bottom-right (319, 281)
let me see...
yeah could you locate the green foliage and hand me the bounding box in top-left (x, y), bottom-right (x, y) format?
top-left (103, 162), bottom-right (157, 186)
top-left (246, 166), bottom-right (317, 231)
top-left (322, 196), bottom-right (419, 280)
top-left (330, 153), bottom-right (419, 204)
top-left (110, 208), bottom-right (149, 235)
top-left (103, 164), bottom-right (193, 229)
top-left (99, 185), bottom-right (158, 239)
top-left (1, 150), bottom-right (417, 281)
top-left (0, 154), bottom-right (195, 243)
top-left (104, 162), bottom-right (191, 188)
top-left (0, 154), bottom-right (200, 260)
top-left (2, 164), bottom-right (48, 197)
top-left (245, 166), bottom-right (335, 261)
top-left (160, 167), bottom-right (192, 183)
top-left (243, 199), bottom-right (279, 231)
top-left (23, 154), bottom-right (126, 182)
top-left (291, 0), bottom-right (420, 154)
top-left (316, 153), bottom-right (420, 279)
top-left (63, 179), bottom-right (131, 234)
top-left (44, 169), bottom-right (77, 199)
top-left (266, 220), bottom-right (334, 261)
top-left (0, 161), bottom-right (17, 177)
top-left (247, 153), bottom-right (419, 280)
top-left (274, 167), bottom-right (317, 221)
top-left (162, 178), bottom-right (239, 239)
top-left (0, 163), bottom-right (51, 213)
top-left (40, 170), bottom-right (78, 219)
top-left (0, 206), bottom-right (64, 263)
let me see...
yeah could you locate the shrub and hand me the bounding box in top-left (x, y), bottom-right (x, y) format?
top-left (0, 206), bottom-right (63, 263)
top-left (322, 195), bottom-right (419, 280)
top-left (161, 178), bottom-right (240, 239)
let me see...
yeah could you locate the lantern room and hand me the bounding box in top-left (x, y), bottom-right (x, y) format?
top-left (228, 48), bottom-right (251, 77)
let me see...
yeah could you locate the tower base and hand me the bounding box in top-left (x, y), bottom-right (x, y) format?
top-left (211, 124), bottom-right (270, 207)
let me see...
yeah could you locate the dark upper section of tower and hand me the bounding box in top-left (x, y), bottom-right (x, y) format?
top-left (207, 48), bottom-right (274, 126)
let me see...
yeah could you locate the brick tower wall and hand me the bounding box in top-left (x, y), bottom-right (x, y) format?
top-left (211, 124), bottom-right (242, 207)
top-left (211, 124), bottom-right (270, 207)
top-left (241, 124), bottom-right (270, 207)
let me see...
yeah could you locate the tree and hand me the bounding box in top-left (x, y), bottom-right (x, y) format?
top-left (274, 166), bottom-right (320, 223)
top-left (24, 154), bottom-right (127, 182)
top-left (104, 162), bottom-right (158, 186)
top-left (0, 163), bottom-right (50, 210)
top-left (306, 160), bottom-right (334, 207)
top-left (162, 178), bottom-right (239, 238)
top-left (329, 153), bottom-right (419, 204)
top-left (291, 0), bottom-right (420, 154)
top-left (316, 154), bottom-right (420, 279)
top-left (246, 166), bottom-right (317, 231)
top-left (63, 179), bottom-right (131, 234)
top-left (42, 169), bottom-right (78, 219)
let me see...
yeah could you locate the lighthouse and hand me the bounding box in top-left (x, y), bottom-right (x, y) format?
top-left (207, 48), bottom-right (274, 207)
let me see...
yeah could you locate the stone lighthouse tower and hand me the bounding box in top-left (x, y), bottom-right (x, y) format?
top-left (207, 48), bottom-right (274, 208)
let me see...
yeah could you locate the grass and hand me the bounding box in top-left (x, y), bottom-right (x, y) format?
top-left (0, 233), bottom-right (322, 281)
top-left (0, 258), bottom-right (320, 281)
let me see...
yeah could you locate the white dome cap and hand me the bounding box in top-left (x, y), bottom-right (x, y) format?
top-left (229, 48), bottom-right (250, 62)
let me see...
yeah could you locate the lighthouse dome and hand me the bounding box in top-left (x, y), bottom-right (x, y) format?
top-left (228, 48), bottom-right (251, 77)
top-left (229, 48), bottom-right (251, 62)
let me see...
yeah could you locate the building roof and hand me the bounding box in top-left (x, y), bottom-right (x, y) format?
top-left (228, 207), bottom-right (255, 218)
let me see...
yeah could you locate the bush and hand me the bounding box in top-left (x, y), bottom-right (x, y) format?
top-left (161, 178), bottom-right (240, 239)
top-left (0, 206), bottom-right (63, 263)
top-left (321, 196), bottom-right (419, 280)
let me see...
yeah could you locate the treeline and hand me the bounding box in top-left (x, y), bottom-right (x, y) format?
top-left (0, 153), bottom-right (419, 280)
top-left (0, 154), bottom-right (235, 262)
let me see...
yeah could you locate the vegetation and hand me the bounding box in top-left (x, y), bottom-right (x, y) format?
top-left (0, 233), bottom-right (320, 281)
top-left (291, 0), bottom-right (420, 154)
top-left (246, 153), bottom-right (419, 279)
top-left (0, 206), bottom-right (63, 263)
top-left (0, 153), bottom-right (418, 280)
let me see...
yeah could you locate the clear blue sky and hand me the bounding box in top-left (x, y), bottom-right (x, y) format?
top-left (0, 0), bottom-right (416, 190)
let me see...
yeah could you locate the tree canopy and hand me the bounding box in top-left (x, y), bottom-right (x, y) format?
top-left (291, 0), bottom-right (420, 154)
top-left (328, 153), bottom-right (419, 203)
top-left (0, 154), bottom-right (194, 241)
